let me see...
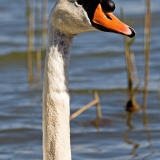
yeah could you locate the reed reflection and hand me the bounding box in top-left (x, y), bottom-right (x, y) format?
top-left (124, 113), bottom-right (139, 159)
top-left (142, 98), bottom-right (155, 160)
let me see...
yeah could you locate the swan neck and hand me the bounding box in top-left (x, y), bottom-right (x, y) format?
top-left (43, 28), bottom-right (73, 160)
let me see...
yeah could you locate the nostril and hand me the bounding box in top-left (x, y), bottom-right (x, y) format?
top-left (100, 0), bottom-right (115, 12)
top-left (105, 13), bottom-right (112, 20)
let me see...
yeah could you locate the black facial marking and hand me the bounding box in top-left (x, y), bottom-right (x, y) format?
top-left (77, 0), bottom-right (83, 5)
top-left (77, 0), bottom-right (116, 32)
top-left (77, 0), bottom-right (100, 20)
top-left (77, 0), bottom-right (115, 21)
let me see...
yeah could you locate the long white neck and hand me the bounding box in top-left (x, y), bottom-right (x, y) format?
top-left (43, 26), bottom-right (73, 160)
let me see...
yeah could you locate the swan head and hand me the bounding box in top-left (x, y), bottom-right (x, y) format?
top-left (49, 0), bottom-right (135, 37)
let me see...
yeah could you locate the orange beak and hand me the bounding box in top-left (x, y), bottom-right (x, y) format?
top-left (92, 4), bottom-right (135, 37)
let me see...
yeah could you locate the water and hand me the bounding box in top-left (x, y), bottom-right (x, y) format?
top-left (0, 0), bottom-right (160, 159)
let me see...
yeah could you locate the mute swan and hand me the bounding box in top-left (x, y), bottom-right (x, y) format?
top-left (43, 0), bottom-right (135, 159)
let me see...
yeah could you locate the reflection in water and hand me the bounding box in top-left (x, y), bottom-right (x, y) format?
top-left (124, 113), bottom-right (139, 159)
top-left (124, 98), bottom-right (155, 159)
top-left (142, 89), bottom-right (149, 126)
top-left (92, 117), bottom-right (112, 131)
top-left (92, 118), bottom-right (101, 131)
top-left (142, 86), bottom-right (155, 159)
top-left (142, 107), bottom-right (155, 160)
top-left (78, 117), bottom-right (112, 132)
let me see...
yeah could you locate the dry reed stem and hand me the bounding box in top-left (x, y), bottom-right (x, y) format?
top-left (94, 91), bottom-right (102, 119)
top-left (42, 0), bottom-right (48, 49)
top-left (142, 0), bottom-right (151, 110)
top-left (126, 97), bottom-right (140, 112)
top-left (70, 91), bottom-right (101, 121)
top-left (36, 49), bottom-right (41, 83)
top-left (121, 9), bottom-right (133, 96)
top-left (121, 9), bottom-right (139, 112)
top-left (130, 53), bottom-right (139, 86)
top-left (124, 36), bottom-right (133, 98)
top-left (25, 0), bottom-right (34, 83)
top-left (35, 0), bottom-right (41, 83)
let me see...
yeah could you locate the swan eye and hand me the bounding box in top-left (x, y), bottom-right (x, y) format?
top-left (76, 0), bottom-right (83, 5)
top-left (100, 0), bottom-right (115, 12)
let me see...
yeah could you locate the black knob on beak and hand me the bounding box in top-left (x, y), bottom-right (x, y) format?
top-left (100, 0), bottom-right (115, 12)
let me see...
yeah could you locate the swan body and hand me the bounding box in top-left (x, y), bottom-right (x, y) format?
top-left (43, 0), bottom-right (135, 160)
